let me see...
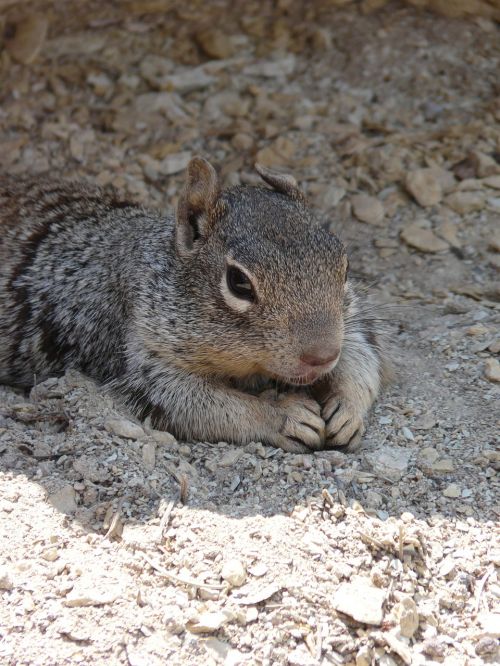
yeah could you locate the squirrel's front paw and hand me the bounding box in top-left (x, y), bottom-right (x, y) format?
top-left (322, 394), bottom-right (366, 451)
top-left (271, 395), bottom-right (325, 453)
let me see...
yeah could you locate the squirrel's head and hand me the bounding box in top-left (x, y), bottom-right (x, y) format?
top-left (172, 156), bottom-right (349, 386)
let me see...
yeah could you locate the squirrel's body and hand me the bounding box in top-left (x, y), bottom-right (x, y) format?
top-left (0, 159), bottom-right (386, 452)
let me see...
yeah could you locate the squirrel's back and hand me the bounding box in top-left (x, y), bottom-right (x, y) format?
top-left (0, 177), bottom-right (170, 386)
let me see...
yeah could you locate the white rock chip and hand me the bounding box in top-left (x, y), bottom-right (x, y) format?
top-left (332, 579), bottom-right (386, 625)
top-left (364, 446), bottom-right (411, 482)
top-left (64, 578), bottom-right (122, 607)
top-left (105, 416), bottom-right (145, 440)
top-left (221, 559), bottom-right (247, 587)
top-left (243, 55), bottom-right (296, 78)
top-left (186, 610), bottom-right (234, 634)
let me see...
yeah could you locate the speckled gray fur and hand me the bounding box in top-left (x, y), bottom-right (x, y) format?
top-left (0, 159), bottom-right (387, 452)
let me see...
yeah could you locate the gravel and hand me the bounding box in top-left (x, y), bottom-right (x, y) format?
top-left (0, 2), bottom-right (499, 665)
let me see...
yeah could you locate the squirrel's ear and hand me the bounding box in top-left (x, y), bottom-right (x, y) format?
top-left (176, 156), bottom-right (220, 254)
top-left (255, 164), bottom-right (306, 204)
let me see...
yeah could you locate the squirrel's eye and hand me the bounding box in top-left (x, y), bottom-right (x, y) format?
top-left (226, 266), bottom-right (255, 302)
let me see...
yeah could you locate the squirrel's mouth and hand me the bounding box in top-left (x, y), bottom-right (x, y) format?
top-left (268, 361), bottom-right (339, 387)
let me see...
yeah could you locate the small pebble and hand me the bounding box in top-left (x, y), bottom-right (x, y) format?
top-left (105, 417), bottom-right (145, 440)
top-left (484, 358), bottom-right (500, 382)
top-left (351, 194), bottom-right (385, 226)
top-left (221, 559), bottom-right (246, 587)
top-left (401, 426), bottom-right (414, 441)
top-left (400, 223), bottom-right (449, 253)
top-left (443, 483), bottom-right (461, 498)
top-left (405, 168), bottom-right (442, 207)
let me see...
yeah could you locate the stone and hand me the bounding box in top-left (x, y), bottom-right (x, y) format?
top-left (364, 446), bottom-right (411, 482)
top-left (243, 55), bottom-right (296, 78)
top-left (133, 92), bottom-right (190, 124)
top-left (195, 29), bottom-right (235, 60)
top-left (487, 196), bottom-right (500, 212)
top-left (392, 597), bottom-right (419, 638)
top-left (6, 14), bottom-right (49, 65)
top-left (64, 578), bottom-right (121, 607)
top-left (158, 151), bottom-right (192, 176)
top-left (488, 339), bottom-right (500, 354)
top-left (186, 610), bottom-right (233, 633)
top-left (400, 223), bottom-right (449, 253)
top-left (445, 191), bottom-right (485, 214)
top-left (430, 458), bottom-right (455, 474)
top-left (247, 562), bottom-right (268, 578)
top-left (488, 231), bottom-right (500, 252)
top-left (232, 133), bottom-right (254, 151)
top-left (87, 72), bottom-right (113, 95)
top-left (139, 55), bottom-right (174, 89)
top-left (483, 175), bottom-right (500, 190)
top-left (351, 194), bottom-right (385, 226)
top-left (484, 358), bottom-right (500, 382)
top-left (105, 417), bottom-right (145, 440)
top-left (405, 168), bottom-right (442, 207)
top-left (428, 166), bottom-right (456, 194)
top-left (49, 485), bottom-right (77, 515)
top-left (320, 184), bottom-right (346, 209)
top-left (466, 323), bottom-right (489, 336)
top-left (148, 429), bottom-right (177, 446)
top-left (221, 559), bottom-right (247, 587)
top-left (255, 137), bottom-right (296, 167)
top-left (436, 219), bottom-right (460, 248)
top-left (443, 483), bottom-right (460, 498)
top-left (332, 579), bottom-right (386, 625)
top-left (422, 638), bottom-right (446, 659)
top-left (164, 66), bottom-right (214, 93)
top-left (142, 443), bottom-right (156, 472)
top-left (401, 427), bottom-right (414, 441)
top-left (41, 547), bottom-right (59, 562)
top-left (418, 447), bottom-right (439, 466)
top-left (0, 566), bottom-right (13, 591)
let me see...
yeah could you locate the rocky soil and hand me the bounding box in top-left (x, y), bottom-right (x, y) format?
top-left (0, 2), bottom-right (499, 665)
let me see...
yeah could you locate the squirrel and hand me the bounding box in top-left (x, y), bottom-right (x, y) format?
top-left (0, 157), bottom-right (387, 453)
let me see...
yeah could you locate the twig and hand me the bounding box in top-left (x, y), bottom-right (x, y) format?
top-left (156, 500), bottom-right (175, 543)
top-left (473, 564), bottom-right (494, 616)
top-left (140, 553), bottom-right (225, 591)
top-left (104, 498), bottom-right (124, 539)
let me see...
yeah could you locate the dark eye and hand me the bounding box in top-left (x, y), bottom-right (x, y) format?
top-left (226, 266), bottom-right (255, 302)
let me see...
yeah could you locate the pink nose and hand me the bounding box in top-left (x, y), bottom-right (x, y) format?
top-left (300, 350), bottom-right (340, 368)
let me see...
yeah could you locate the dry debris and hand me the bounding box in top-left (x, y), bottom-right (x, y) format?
top-left (0, 1), bottom-right (499, 665)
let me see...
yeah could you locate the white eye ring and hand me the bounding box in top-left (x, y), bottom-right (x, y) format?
top-left (220, 260), bottom-right (258, 313)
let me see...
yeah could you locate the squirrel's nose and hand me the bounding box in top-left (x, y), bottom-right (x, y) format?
top-left (300, 348), bottom-right (340, 368)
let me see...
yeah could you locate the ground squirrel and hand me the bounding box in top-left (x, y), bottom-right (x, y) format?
top-left (0, 158), bottom-right (387, 452)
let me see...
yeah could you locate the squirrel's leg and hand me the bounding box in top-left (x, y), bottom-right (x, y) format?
top-left (113, 365), bottom-right (326, 453)
top-left (312, 331), bottom-right (384, 451)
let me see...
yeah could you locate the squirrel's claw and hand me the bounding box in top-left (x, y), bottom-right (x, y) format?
top-left (323, 394), bottom-right (366, 452)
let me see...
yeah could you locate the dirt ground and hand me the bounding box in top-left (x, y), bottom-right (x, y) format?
top-left (0, 1), bottom-right (499, 665)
